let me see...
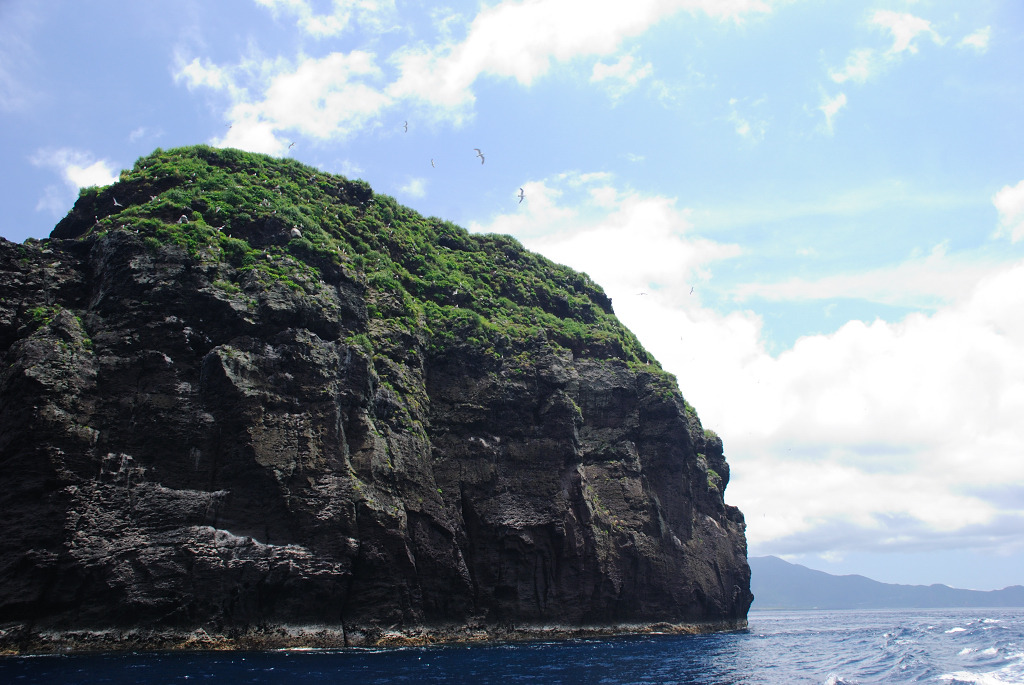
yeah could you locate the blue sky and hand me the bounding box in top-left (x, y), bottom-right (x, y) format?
top-left (3, 0), bottom-right (1023, 590)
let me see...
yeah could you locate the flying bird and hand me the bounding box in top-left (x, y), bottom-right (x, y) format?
top-left (474, 148), bottom-right (485, 164)
top-left (288, 142), bottom-right (296, 149)
top-left (518, 188), bottom-right (525, 203)
top-left (112, 197), bottom-right (122, 207)
top-left (403, 121), bottom-right (408, 133)
top-left (431, 159), bottom-right (435, 168)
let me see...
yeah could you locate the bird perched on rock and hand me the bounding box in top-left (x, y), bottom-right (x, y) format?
top-left (290, 226), bottom-right (302, 238)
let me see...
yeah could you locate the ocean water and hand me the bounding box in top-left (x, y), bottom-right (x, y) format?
top-left (2, 609), bottom-right (1022, 684)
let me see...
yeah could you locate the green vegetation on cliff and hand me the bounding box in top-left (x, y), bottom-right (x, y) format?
top-left (57, 144), bottom-right (670, 379)
top-left (0, 145), bottom-right (750, 648)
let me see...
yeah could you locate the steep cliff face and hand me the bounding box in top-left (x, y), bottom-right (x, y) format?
top-left (0, 146), bottom-right (750, 651)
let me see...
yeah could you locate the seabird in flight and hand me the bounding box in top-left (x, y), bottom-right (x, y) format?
top-left (518, 188), bottom-right (525, 203)
top-left (288, 142), bottom-right (296, 149)
top-left (112, 197), bottom-right (122, 207)
top-left (404, 121), bottom-right (408, 133)
top-left (474, 148), bottom-right (485, 164)
top-left (431, 159), bottom-right (435, 168)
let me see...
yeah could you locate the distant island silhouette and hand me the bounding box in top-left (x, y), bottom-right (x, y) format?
top-left (750, 556), bottom-right (1024, 610)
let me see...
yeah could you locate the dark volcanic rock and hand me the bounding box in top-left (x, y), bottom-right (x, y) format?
top-left (0, 146), bottom-right (750, 652)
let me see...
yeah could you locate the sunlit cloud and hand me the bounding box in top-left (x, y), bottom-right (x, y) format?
top-left (871, 9), bottom-right (945, 55)
top-left (994, 179), bottom-right (1024, 243)
top-left (469, 173), bottom-right (1024, 564)
top-left (30, 147), bottom-right (118, 189)
top-left (175, 51), bottom-right (392, 155)
top-left (729, 242), bottom-right (998, 310)
top-left (175, 56), bottom-right (232, 91)
top-left (957, 26), bottom-right (991, 53)
top-left (29, 147), bottom-right (120, 216)
top-left (591, 53), bottom-right (654, 100)
top-left (399, 176), bottom-right (427, 198)
top-left (389, 0), bottom-right (779, 118)
top-left (829, 47), bottom-right (878, 84)
top-left (253, 0), bottom-right (397, 38)
top-left (827, 10), bottom-right (947, 103)
top-left (819, 91), bottom-right (846, 134)
top-left (727, 97), bottom-right (767, 141)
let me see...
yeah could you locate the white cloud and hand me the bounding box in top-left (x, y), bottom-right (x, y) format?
top-left (30, 147), bottom-right (118, 189)
top-left (179, 0), bottom-right (778, 146)
top-left (994, 179), bottom-right (1024, 243)
top-left (29, 148), bottom-right (120, 216)
top-left (469, 172), bottom-right (741, 303)
top-left (128, 126), bottom-right (163, 143)
top-left (254, 0), bottom-right (396, 38)
top-left (826, 10), bottom-right (947, 104)
top-left (958, 26), bottom-right (991, 53)
top-left (399, 177), bottom-right (427, 198)
top-left (729, 242), bottom-right (998, 310)
top-left (176, 51), bottom-right (392, 155)
top-left (727, 97), bottom-right (767, 141)
top-left (591, 53), bottom-right (653, 100)
top-left (175, 56), bottom-right (232, 91)
top-left (819, 91), bottom-right (846, 134)
top-left (470, 174), bottom-right (1024, 563)
top-left (871, 10), bottom-right (945, 55)
top-left (389, 0), bottom-right (778, 116)
top-left (829, 47), bottom-right (878, 84)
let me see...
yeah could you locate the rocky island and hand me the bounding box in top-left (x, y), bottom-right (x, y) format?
top-left (0, 146), bottom-right (751, 653)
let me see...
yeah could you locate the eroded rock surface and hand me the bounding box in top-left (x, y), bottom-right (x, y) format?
top-left (0, 146), bottom-right (750, 652)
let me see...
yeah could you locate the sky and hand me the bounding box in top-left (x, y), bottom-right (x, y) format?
top-left (2, 0), bottom-right (1023, 591)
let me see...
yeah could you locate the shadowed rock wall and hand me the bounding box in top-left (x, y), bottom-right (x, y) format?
top-left (0, 147), bottom-right (750, 651)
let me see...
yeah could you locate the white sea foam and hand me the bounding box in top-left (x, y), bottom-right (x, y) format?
top-left (947, 627), bottom-right (968, 633)
top-left (938, 671), bottom-right (1019, 684)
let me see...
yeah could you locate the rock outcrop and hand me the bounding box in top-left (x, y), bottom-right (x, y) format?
top-left (0, 146), bottom-right (751, 652)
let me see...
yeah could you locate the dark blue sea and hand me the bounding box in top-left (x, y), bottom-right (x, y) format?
top-left (3, 609), bottom-right (1022, 684)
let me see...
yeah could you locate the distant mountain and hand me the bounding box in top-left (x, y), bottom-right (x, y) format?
top-left (750, 556), bottom-right (1024, 610)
